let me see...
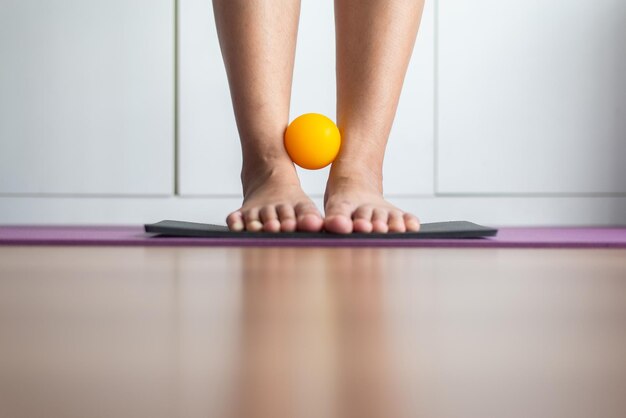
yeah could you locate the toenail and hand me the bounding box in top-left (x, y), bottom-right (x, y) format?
top-left (407, 219), bottom-right (419, 228)
top-left (247, 220), bottom-right (262, 230)
top-left (232, 221), bottom-right (244, 231)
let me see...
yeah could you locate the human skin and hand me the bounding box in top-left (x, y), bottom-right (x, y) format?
top-left (213, 0), bottom-right (424, 233)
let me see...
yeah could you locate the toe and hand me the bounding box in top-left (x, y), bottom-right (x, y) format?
top-left (324, 201), bottom-right (354, 234)
top-left (388, 211), bottom-right (406, 233)
top-left (324, 215), bottom-right (353, 234)
top-left (260, 206), bottom-right (281, 233)
top-left (371, 208), bottom-right (389, 233)
top-left (299, 213), bottom-right (324, 232)
top-left (352, 206), bottom-right (373, 233)
top-left (226, 211), bottom-right (244, 231)
top-left (242, 208), bottom-right (263, 232)
top-left (276, 204), bottom-right (297, 232)
top-left (295, 202), bottom-right (324, 232)
top-left (404, 213), bottom-right (421, 232)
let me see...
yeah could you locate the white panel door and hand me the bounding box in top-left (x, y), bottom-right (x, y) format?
top-left (0, 0), bottom-right (174, 195)
top-left (179, 0), bottom-right (434, 196)
top-left (437, 0), bottom-right (626, 194)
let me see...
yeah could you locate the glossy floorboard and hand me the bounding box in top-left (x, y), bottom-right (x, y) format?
top-left (1, 246), bottom-right (625, 418)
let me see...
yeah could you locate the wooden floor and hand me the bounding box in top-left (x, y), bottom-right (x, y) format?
top-left (1, 246), bottom-right (625, 418)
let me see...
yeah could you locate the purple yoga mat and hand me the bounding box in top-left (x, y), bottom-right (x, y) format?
top-left (1, 225), bottom-right (625, 248)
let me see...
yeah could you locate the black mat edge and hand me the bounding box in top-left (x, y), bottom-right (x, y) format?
top-left (144, 220), bottom-right (499, 240)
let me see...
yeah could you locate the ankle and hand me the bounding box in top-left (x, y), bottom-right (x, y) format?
top-left (241, 157), bottom-right (300, 198)
top-left (325, 162), bottom-right (383, 203)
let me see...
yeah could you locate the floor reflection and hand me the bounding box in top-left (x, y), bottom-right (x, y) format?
top-left (233, 247), bottom-right (397, 418)
top-left (2, 247), bottom-right (626, 418)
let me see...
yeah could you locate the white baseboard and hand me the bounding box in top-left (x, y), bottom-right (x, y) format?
top-left (1, 195), bottom-right (625, 227)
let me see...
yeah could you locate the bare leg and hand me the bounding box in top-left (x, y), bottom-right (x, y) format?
top-left (213, 0), bottom-right (323, 232)
top-left (325, 0), bottom-right (424, 233)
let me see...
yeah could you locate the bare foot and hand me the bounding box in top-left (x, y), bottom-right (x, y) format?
top-left (226, 161), bottom-right (323, 232)
top-left (323, 164), bottom-right (420, 234)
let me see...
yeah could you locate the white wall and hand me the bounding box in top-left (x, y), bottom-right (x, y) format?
top-left (1, 0), bottom-right (625, 226)
top-left (0, 0), bottom-right (174, 195)
top-left (437, 0), bottom-right (626, 195)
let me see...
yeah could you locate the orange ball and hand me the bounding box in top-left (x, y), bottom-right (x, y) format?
top-left (284, 113), bottom-right (341, 170)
